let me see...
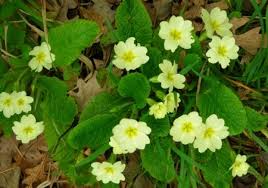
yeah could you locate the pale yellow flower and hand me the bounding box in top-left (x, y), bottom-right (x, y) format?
top-left (91, 161), bottom-right (125, 184)
top-left (170, 111), bottom-right (202, 144)
top-left (164, 92), bottom-right (180, 113)
top-left (201, 7), bottom-right (233, 38)
top-left (29, 42), bottom-right (55, 72)
top-left (112, 37), bottom-right (149, 71)
top-left (0, 92), bottom-right (15, 118)
top-left (193, 114), bottom-right (229, 153)
top-left (12, 114), bottom-right (44, 144)
top-left (206, 36), bottom-right (239, 69)
top-left (149, 102), bottom-right (167, 119)
top-left (157, 60), bottom-right (186, 91)
top-left (12, 91), bottom-right (33, 115)
top-left (159, 16), bottom-right (194, 52)
top-left (109, 119), bottom-right (151, 154)
top-left (230, 154), bottom-right (250, 177)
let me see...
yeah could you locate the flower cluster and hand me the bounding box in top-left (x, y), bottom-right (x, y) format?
top-left (0, 91), bottom-right (33, 118)
top-left (170, 112), bottom-right (229, 153)
top-left (201, 8), bottom-right (239, 69)
top-left (0, 91), bottom-right (44, 144)
top-left (29, 42), bottom-right (55, 72)
top-left (149, 92), bottom-right (180, 119)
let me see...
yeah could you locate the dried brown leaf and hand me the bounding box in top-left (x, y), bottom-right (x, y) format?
top-left (205, 0), bottom-right (229, 10)
top-left (193, 0), bottom-right (205, 6)
top-left (153, 0), bottom-right (172, 21)
top-left (230, 17), bottom-right (250, 33)
top-left (69, 72), bottom-right (106, 111)
top-left (234, 27), bottom-right (262, 55)
top-left (22, 161), bottom-right (47, 187)
top-left (185, 5), bottom-right (201, 19)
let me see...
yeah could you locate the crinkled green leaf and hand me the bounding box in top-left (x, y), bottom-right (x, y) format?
top-left (245, 106), bottom-right (268, 132)
top-left (118, 73), bottom-right (150, 109)
top-left (195, 142), bottom-right (233, 187)
top-left (68, 114), bottom-right (120, 150)
top-left (115, 0), bottom-right (153, 44)
top-left (141, 138), bottom-right (176, 182)
top-left (80, 92), bottom-right (131, 122)
top-left (140, 114), bottom-right (170, 137)
top-left (141, 47), bottom-right (162, 78)
top-left (49, 19), bottom-right (99, 66)
top-left (197, 77), bottom-right (247, 135)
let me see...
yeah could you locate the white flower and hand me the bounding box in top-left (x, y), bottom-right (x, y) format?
top-left (91, 161), bottom-right (125, 184)
top-left (201, 7), bottom-right (233, 38)
top-left (12, 114), bottom-right (44, 144)
top-left (109, 119), bottom-right (151, 154)
top-left (164, 92), bottom-right (181, 113)
top-left (159, 15), bottom-right (194, 52)
top-left (0, 92), bottom-right (15, 118)
top-left (157, 60), bottom-right (186, 91)
top-left (230, 154), bottom-right (250, 177)
top-left (170, 111), bottom-right (202, 144)
top-left (206, 36), bottom-right (239, 69)
top-left (12, 91), bottom-right (33, 115)
top-left (112, 37), bottom-right (149, 71)
top-left (193, 114), bottom-right (229, 153)
top-left (149, 102), bottom-right (167, 119)
top-left (29, 42), bottom-right (55, 72)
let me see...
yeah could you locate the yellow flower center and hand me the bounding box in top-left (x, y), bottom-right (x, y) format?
top-left (166, 72), bottom-right (174, 81)
top-left (122, 51), bottom-right (136, 63)
top-left (23, 126), bottom-right (34, 135)
top-left (104, 167), bottom-right (114, 174)
top-left (211, 20), bottom-right (220, 31)
top-left (17, 98), bottom-right (25, 106)
top-left (125, 127), bottom-right (138, 138)
top-left (36, 52), bottom-right (46, 63)
top-left (182, 122), bottom-right (193, 133)
top-left (203, 127), bottom-right (215, 139)
top-left (233, 161), bottom-right (242, 168)
top-left (170, 29), bottom-right (182, 40)
top-left (3, 99), bottom-right (12, 106)
top-left (217, 45), bottom-right (227, 57)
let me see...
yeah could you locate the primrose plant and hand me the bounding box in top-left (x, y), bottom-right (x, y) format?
top-left (1, 0), bottom-right (260, 187)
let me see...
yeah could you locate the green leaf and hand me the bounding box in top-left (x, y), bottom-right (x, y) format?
top-left (115, 0), bottom-right (153, 45)
top-left (197, 77), bottom-right (247, 135)
top-left (245, 106), bottom-right (268, 132)
top-left (0, 2), bottom-right (16, 21)
top-left (80, 92), bottom-right (131, 122)
top-left (0, 58), bottom-right (8, 74)
top-left (141, 47), bottom-right (162, 78)
top-left (179, 53), bottom-right (201, 75)
top-left (140, 114), bottom-right (170, 137)
top-left (7, 23), bottom-right (26, 49)
top-left (118, 73), bottom-right (150, 109)
top-left (49, 19), bottom-right (99, 66)
top-left (195, 142), bottom-right (233, 187)
top-left (68, 114), bottom-right (120, 150)
top-left (141, 138), bottom-right (176, 182)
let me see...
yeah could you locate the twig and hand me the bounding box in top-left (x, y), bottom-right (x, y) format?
top-left (18, 11), bottom-right (44, 37)
top-left (0, 48), bottom-right (18, 58)
top-left (0, 167), bottom-right (17, 175)
top-left (224, 76), bottom-right (257, 93)
top-left (196, 63), bottom-right (206, 105)
top-left (4, 25), bottom-right (8, 50)
top-left (79, 54), bottom-right (95, 77)
top-left (41, 0), bottom-right (48, 43)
